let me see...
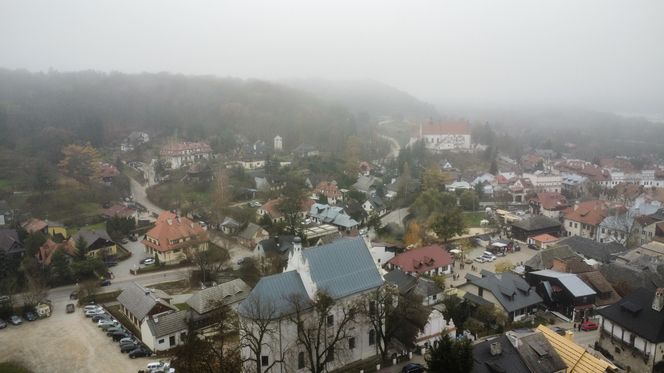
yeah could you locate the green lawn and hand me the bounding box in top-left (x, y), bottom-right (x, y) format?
top-left (463, 211), bottom-right (486, 227)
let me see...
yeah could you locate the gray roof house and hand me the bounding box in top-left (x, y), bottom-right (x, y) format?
top-left (555, 235), bottom-right (625, 263)
top-left (0, 228), bottom-right (24, 257)
top-left (524, 245), bottom-right (579, 271)
top-left (141, 309), bottom-right (188, 352)
top-left (308, 203), bottom-right (359, 231)
top-left (117, 282), bottom-right (176, 330)
top-left (238, 237), bottom-right (384, 372)
top-left (352, 175), bottom-right (383, 195)
top-left (460, 270), bottom-right (543, 321)
top-left (237, 222), bottom-right (269, 248)
top-left (187, 278), bottom-right (250, 330)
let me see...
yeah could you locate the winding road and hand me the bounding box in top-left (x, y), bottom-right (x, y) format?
top-left (129, 177), bottom-right (164, 216)
top-left (379, 133), bottom-right (401, 159)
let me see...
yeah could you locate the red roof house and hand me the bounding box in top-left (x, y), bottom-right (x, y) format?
top-left (387, 244), bottom-right (453, 276)
top-left (142, 211), bottom-right (209, 264)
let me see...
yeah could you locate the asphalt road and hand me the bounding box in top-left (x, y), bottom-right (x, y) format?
top-left (129, 177), bottom-right (164, 216)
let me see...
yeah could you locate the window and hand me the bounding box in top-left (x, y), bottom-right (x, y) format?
top-left (478, 288), bottom-right (483, 297)
top-left (601, 228), bottom-right (605, 234)
top-left (261, 356), bottom-right (269, 367)
top-left (574, 223), bottom-right (578, 228)
top-left (369, 301), bottom-right (376, 315)
top-left (569, 222), bottom-right (573, 227)
top-left (169, 335), bottom-right (176, 346)
top-left (349, 337), bottom-right (356, 350)
top-left (298, 352), bottom-right (305, 369)
top-left (326, 347), bottom-right (335, 362)
top-left (433, 294), bottom-right (437, 300)
top-left (369, 329), bottom-right (376, 345)
top-left (327, 314), bottom-right (334, 327)
top-left (158, 339), bottom-right (164, 344)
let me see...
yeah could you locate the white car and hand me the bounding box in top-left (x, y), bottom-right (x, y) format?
top-left (147, 361), bottom-right (171, 373)
top-left (143, 258), bottom-right (156, 265)
top-left (474, 256), bottom-right (487, 263)
top-left (98, 319), bottom-right (118, 327)
top-left (84, 305), bottom-right (102, 312)
top-left (482, 254), bottom-right (497, 262)
top-left (85, 309), bottom-right (105, 317)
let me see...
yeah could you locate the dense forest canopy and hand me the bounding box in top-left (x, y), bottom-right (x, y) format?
top-left (0, 69), bottom-right (369, 156)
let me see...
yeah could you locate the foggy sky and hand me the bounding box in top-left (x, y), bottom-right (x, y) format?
top-left (2, 0), bottom-right (663, 115)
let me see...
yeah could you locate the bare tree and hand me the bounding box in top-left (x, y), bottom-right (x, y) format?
top-left (190, 244), bottom-right (229, 284)
top-left (238, 297), bottom-right (283, 373)
top-left (288, 291), bottom-right (358, 373)
top-left (22, 275), bottom-right (49, 307)
top-left (171, 302), bottom-right (242, 373)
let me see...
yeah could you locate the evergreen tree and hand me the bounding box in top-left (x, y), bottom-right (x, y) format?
top-left (426, 334), bottom-right (473, 373)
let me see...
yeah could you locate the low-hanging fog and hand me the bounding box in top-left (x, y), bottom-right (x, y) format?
top-left (1, 0), bottom-right (663, 116)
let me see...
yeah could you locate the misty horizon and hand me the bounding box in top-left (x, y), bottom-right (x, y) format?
top-left (2, 0), bottom-right (663, 116)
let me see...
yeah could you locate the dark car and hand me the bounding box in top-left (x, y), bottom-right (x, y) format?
top-left (0, 318), bottom-right (7, 328)
top-left (70, 290), bottom-right (79, 300)
top-left (106, 327), bottom-right (124, 335)
top-left (24, 311), bottom-right (38, 321)
top-left (66, 303), bottom-right (75, 313)
top-left (402, 363), bottom-right (425, 373)
top-left (128, 235), bottom-right (138, 242)
top-left (99, 279), bottom-right (112, 287)
top-left (128, 347), bottom-right (151, 358)
top-left (528, 243), bottom-right (539, 250)
top-left (551, 326), bottom-right (567, 336)
top-left (112, 332), bottom-right (131, 341)
top-left (120, 343), bottom-right (139, 353)
top-left (92, 313), bottom-right (111, 322)
top-left (9, 315), bottom-right (22, 325)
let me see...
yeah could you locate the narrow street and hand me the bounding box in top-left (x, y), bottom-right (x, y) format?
top-left (129, 176), bottom-right (164, 216)
top-left (378, 133), bottom-right (401, 159)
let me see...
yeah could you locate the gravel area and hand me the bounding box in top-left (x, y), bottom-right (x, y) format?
top-left (0, 302), bottom-right (151, 373)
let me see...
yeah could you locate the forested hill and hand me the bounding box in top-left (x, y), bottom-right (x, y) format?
top-left (284, 78), bottom-right (437, 119)
top-left (0, 69), bottom-right (363, 155)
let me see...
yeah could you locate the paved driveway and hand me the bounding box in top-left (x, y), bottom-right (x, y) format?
top-left (0, 302), bottom-right (151, 373)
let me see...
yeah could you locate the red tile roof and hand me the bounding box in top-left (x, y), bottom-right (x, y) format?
top-left (531, 234), bottom-right (559, 244)
top-left (532, 192), bottom-right (568, 210)
top-left (388, 244), bottom-right (453, 274)
top-left (421, 121), bottom-right (470, 136)
top-left (314, 181), bottom-right (341, 199)
top-left (143, 211), bottom-right (208, 253)
top-left (100, 163), bottom-right (120, 178)
top-left (563, 200), bottom-right (609, 226)
top-left (37, 239), bottom-right (76, 266)
top-left (22, 218), bottom-right (48, 234)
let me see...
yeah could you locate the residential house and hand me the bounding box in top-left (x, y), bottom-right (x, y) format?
top-left (101, 203), bottom-right (137, 220)
top-left (510, 215), bottom-right (561, 242)
top-left (21, 218), bottom-right (48, 235)
top-left (633, 215), bottom-right (660, 246)
top-left (597, 287), bottom-right (664, 372)
top-left (511, 332), bottom-right (567, 373)
top-left (36, 239), bottom-right (77, 266)
top-left (386, 244), bottom-right (453, 276)
top-left (142, 211), bottom-right (209, 265)
top-left (548, 256), bottom-right (621, 307)
top-left (141, 310), bottom-right (188, 352)
top-left (561, 174), bottom-right (588, 199)
top-left (529, 192), bottom-right (569, 219)
top-left (460, 270), bottom-right (543, 321)
top-left (359, 161), bottom-right (372, 176)
top-left (72, 229), bottom-right (118, 259)
top-left (274, 135), bottom-right (283, 151)
top-left (116, 282), bottom-right (176, 331)
top-left (597, 212), bottom-right (635, 245)
top-left (238, 237), bottom-right (384, 372)
top-left (185, 162), bottom-right (212, 183)
top-left (472, 335), bottom-right (531, 373)
top-left (527, 233), bottom-right (559, 249)
top-left (292, 143), bottom-right (319, 158)
top-left (220, 217), bottom-right (242, 235)
top-left (313, 181), bottom-right (342, 205)
top-left (508, 178), bottom-right (534, 203)
top-left (368, 243), bottom-right (395, 270)
top-left (186, 278), bottom-right (251, 332)
top-left (526, 270), bottom-right (596, 321)
top-left (522, 172), bottom-right (563, 194)
top-left (237, 223), bottom-right (269, 248)
top-left (302, 224), bottom-right (341, 246)
top-left (535, 325), bottom-right (616, 373)
top-left (254, 235), bottom-right (298, 258)
top-left (160, 141), bottom-right (212, 169)
top-left (352, 175), bottom-right (383, 196)
top-left (412, 121), bottom-right (472, 151)
top-left (362, 195), bottom-right (387, 216)
top-left (562, 200), bottom-right (610, 239)
top-left (0, 228), bottom-right (24, 259)
top-left (555, 236), bottom-right (626, 263)
top-left (0, 200), bottom-right (12, 226)
top-left (257, 198), bottom-right (313, 224)
top-left (100, 163), bottom-right (120, 184)
top-left (308, 203), bottom-right (359, 232)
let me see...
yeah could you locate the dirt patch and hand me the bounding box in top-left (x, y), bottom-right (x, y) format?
top-left (0, 303), bottom-right (150, 373)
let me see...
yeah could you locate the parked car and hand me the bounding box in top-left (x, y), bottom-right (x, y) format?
top-left (85, 309), bottom-right (105, 317)
top-left (581, 320), bottom-right (599, 331)
top-left (105, 261), bottom-right (118, 267)
top-left (551, 326), bottom-right (567, 336)
top-left (98, 319), bottom-right (118, 327)
top-left (92, 313), bottom-right (112, 322)
top-left (121, 343), bottom-right (139, 353)
top-left (528, 243), bottom-right (539, 250)
top-left (69, 290), bottom-right (79, 300)
top-left (248, 201), bottom-right (262, 208)
top-left (129, 347), bottom-right (151, 358)
top-left (402, 363), bottom-right (425, 373)
top-left (129, 235), bottom-right (138, 242)
top-left (140, 257), bottom-right (155, 265)
top-left (9, 315), bottom-right (22, 325)
top-left (99, 279), bottom-right (112, 287)
top-left (0, 319), bottom-right (7, 328)
top-left (120, 238), bottom-right (129, 244)
top-left (106, 327), bottom-right (125, 335)
top-left (84, 304), bottom-right (102, 312)
top-left (100, 322), bottom-right (122, 331)
top-left (24, 311), bottom-right (38, 322)
top-left (120, 337), bottom-right (140, 345)
top-left (112, 332), bottom-right (131, 341)
top-left (474, 256), bottom-right (486, 263)
top-left (142, 258), bottom-right (156, 266)
top-left (66, 303), bottom-right (75, 313)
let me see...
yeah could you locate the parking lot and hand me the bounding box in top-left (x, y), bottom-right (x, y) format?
top-left (0, 301), bottom-right (151, 373)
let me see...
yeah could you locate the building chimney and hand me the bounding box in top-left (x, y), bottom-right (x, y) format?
top-left (574, 201), bottom-right (579, 211)
top-left (653, 288), bottom-right (664, 312)
top-left (167, 219), bottom-right (173, 225)
top-left (490, 341), bottom-right (502, 356)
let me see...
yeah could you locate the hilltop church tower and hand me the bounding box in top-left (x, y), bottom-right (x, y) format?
top-left (274, 135), bottom-right (283, 151)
